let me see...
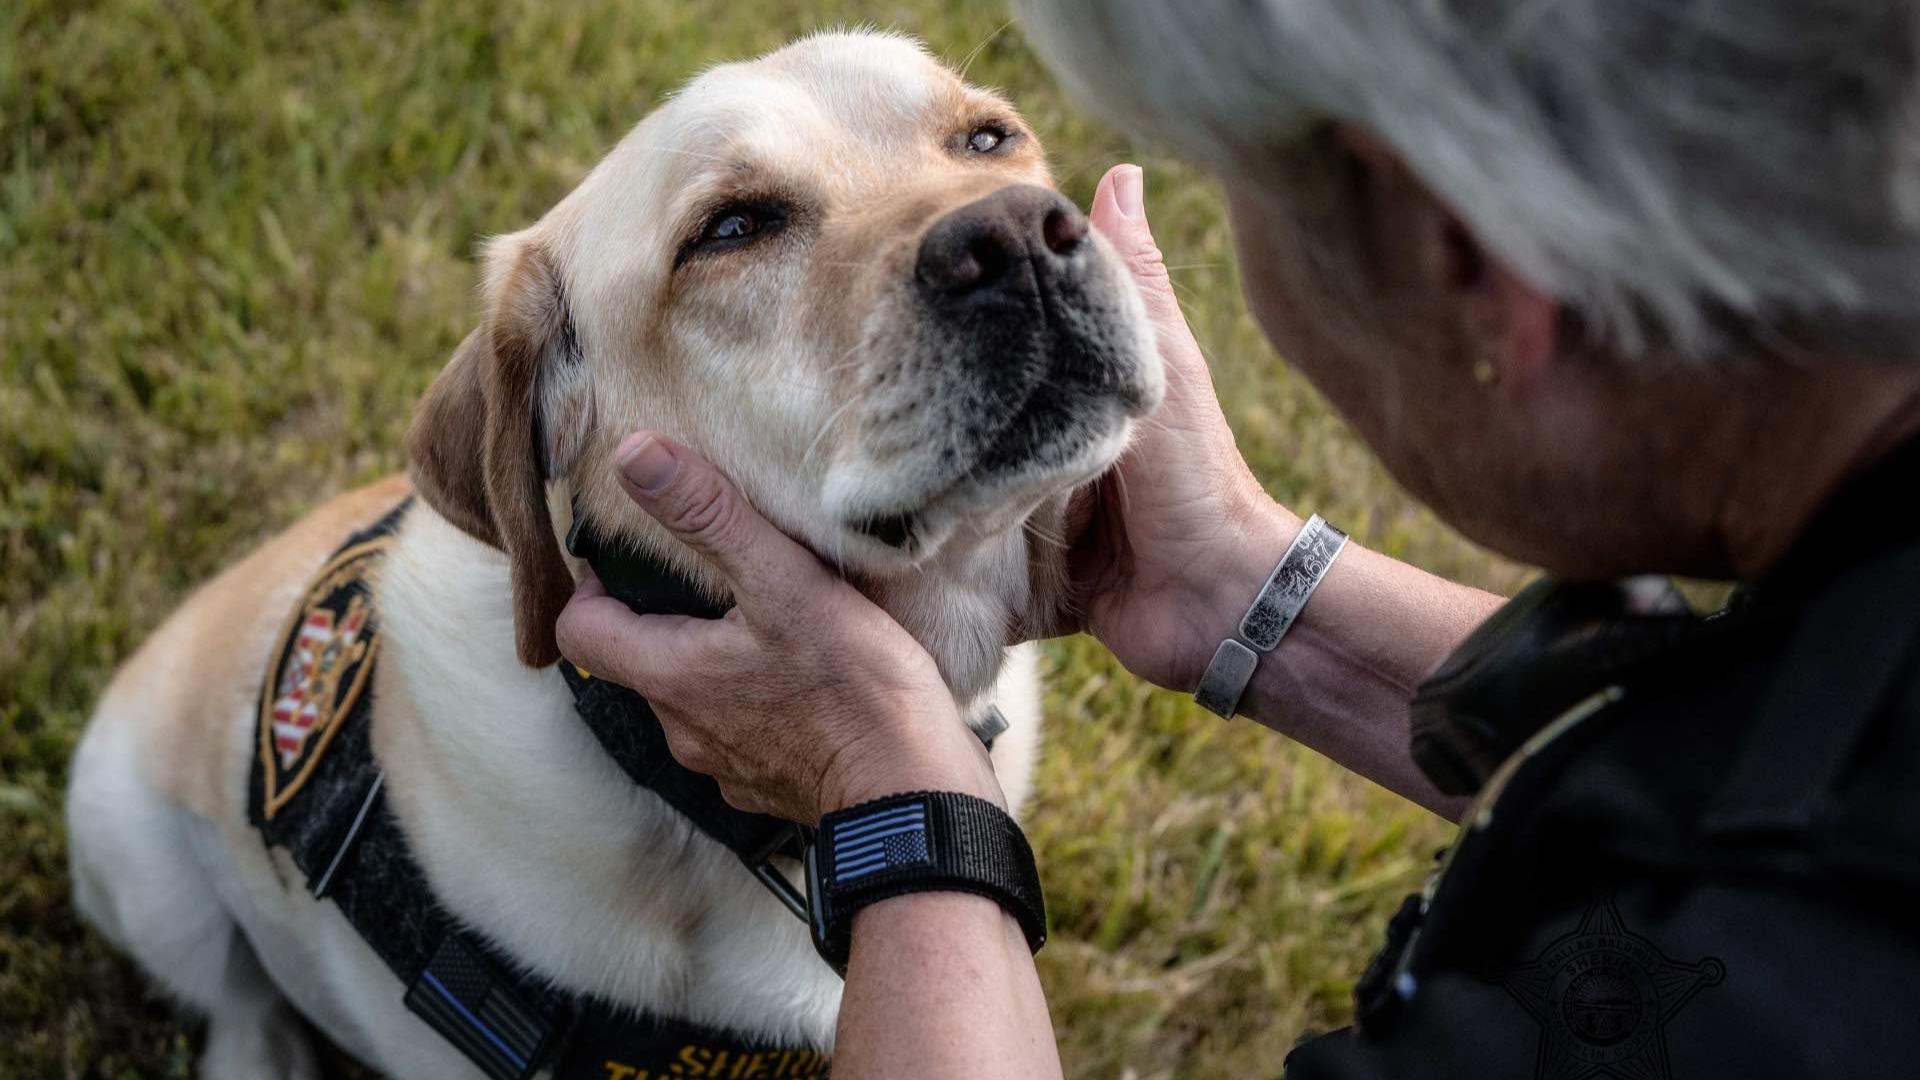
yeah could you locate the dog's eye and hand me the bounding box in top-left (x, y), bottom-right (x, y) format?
top-left (707, 211), bottom-right (759, 242)
top-left (678, 201), bottom-right (789, 267)
top-left (967, 125), bottom-right (1010, 154)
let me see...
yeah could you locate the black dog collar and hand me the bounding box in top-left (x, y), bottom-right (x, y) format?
top-left (562, 512), bottom-right (817, 915)
top-left (564, 512), bottom-right (731, 621)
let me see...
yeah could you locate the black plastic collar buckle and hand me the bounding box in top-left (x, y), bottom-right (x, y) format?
top-left (745, 822), bottom-right (813, 922)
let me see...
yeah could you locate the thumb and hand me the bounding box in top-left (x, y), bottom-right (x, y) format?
top-left (1089, 164), bottom-right (1180, 327)
top-left (554, 571), bottom-right (724, 696)
top-left (612, 433), bottom-right (824, 611)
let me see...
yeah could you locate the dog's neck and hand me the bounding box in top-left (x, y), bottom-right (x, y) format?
top-left (553, 488), bottom-right (1037, 706)
top-left (847, 533), bottom-right (1033, 705)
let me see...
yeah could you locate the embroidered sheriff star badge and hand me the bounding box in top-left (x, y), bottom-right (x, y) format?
top-left (1504, 895), bottom-right (1725, 1080)
top-left (257, 536), bottom-right (390, 819)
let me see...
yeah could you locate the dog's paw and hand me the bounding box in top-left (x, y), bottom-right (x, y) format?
top-left (200, 1003), bottom-right (322, 1080)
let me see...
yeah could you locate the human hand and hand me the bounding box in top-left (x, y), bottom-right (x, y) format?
top-left (555, 434), bottom-right (1005, 825)
top-left (1052, 165), bottom-right (1298, 691)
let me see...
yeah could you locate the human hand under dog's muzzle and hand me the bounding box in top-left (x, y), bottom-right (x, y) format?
top-left (556, 431), bottom-right (1005, 827)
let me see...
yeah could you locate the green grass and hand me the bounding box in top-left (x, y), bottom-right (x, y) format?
top-left (1, 2), bottom-right (1527, 1075)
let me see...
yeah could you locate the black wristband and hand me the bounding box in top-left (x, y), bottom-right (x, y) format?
top-left (804, 791), bottom-right (1046, 974)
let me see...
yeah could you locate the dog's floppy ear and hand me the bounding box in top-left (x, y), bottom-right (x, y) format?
top-left (407, 233), bottom-right (581, 668)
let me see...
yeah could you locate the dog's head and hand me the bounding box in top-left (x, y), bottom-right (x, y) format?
top-left (408, 31), bottom-right (1164, 687)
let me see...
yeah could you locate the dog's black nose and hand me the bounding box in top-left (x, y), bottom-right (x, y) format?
top-left (916, 185), bottom-right (1089, 299)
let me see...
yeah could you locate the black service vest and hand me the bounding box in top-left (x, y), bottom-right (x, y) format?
top-left (248, 501), bottom-right (830, 1080)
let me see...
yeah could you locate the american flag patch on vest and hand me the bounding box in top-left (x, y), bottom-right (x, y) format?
top-left (829, 797), bottom-right (932, 882)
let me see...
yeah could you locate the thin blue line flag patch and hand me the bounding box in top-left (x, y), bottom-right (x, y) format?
top-left (831, 799), bottom-right (932, 882)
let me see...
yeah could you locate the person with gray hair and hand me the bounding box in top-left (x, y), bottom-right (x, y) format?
top-left (558, 4), bottom-right (1920, 1077)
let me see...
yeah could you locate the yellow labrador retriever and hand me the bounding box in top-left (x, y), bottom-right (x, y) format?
top-left (67, 30), bottom-right (1162, 1080)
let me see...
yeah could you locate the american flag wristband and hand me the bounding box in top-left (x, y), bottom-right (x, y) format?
top-left (805, 791), bottom-right (1046, 975)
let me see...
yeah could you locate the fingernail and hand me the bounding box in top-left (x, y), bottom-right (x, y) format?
top-left (618, 435), bottom-right (679, 494)
top-left (1114, 165), bottom-right (1145, 220)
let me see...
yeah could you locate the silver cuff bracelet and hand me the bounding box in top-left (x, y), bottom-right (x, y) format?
top-left (1193, 513), bottom-right (1349, 719)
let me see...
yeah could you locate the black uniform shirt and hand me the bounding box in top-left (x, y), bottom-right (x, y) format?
top-left (1287, 439), bottom-right (1920, 1080)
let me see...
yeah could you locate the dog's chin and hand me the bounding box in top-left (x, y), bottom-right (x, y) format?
top-left (826, 411), bottom-right (1135, 572)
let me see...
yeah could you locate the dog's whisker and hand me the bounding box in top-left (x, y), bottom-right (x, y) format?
top-left (1023, 519), bottom-right (1070, 553)
top-left (1129, 413), bottom-right (1176, 440)
top-left (802, 394), bottom-right (865, 465)
top-left (815, 341), bottom-right (871, 382)
top-left (1054, 153), bottom-right (1129, 191)
top-left (955, 18), bottom-right (1017, 81)
top-left (632, 143), bottom-right (734, 166)
top-left (1110, 462), bottom-right (1136, 520)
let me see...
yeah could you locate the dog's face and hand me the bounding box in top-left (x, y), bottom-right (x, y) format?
top-left (409, 32), bottom-right (1164, 674)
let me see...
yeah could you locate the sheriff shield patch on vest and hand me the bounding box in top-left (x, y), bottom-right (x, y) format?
top-left (1504, 895), bottom-right (1725, 1080)
top-left (257, 535), bottom-right (391, 820)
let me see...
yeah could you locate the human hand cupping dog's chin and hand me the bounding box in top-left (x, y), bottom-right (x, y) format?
top-left (1043, 165), bottom-right (1297, 692)
top-left (554, 433), bottom-right (1005, 826)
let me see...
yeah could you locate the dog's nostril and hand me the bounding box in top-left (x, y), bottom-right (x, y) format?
top-left (965, 235), bottom-right (1010, 288)
top-left (917, 185), bottom-right (1087, 300)
top-left (919, 229), bottom-right (1013, 295)
top-left (1042, 206), bottom-right (1087, 257)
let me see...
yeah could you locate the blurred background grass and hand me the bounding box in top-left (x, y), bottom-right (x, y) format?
top-left (0, 1), bottom-right (1529, 1076)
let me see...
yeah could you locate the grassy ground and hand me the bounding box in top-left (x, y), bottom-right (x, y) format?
top-left (1, 2), bottom-right (1529, 1076)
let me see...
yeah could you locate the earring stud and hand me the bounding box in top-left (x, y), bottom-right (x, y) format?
top-left (1471, 357), bottom-right (1499, 386)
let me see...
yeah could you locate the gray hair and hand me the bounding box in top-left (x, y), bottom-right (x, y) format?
top-left (1017, 0), bottom-right (1920, 359)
